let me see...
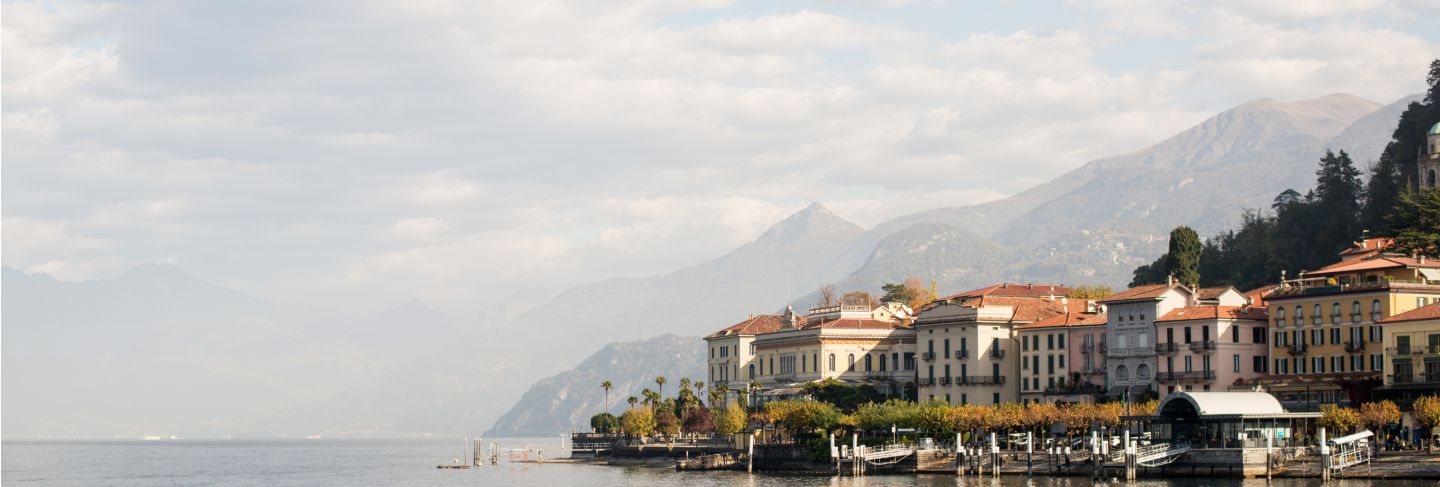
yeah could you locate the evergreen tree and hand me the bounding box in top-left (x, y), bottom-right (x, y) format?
top-left (1389, 189), bottom-right (1440, 255)
top-left (1311, 150), bottom-right (1365, 261)
top-left (1164, 226), bottom-right (1202, 287)
top-left (1363, 59), bottom-right (1440, 230)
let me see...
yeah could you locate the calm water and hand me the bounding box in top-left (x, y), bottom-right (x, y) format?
top-left (0, 438), bottom-right (1430, 486)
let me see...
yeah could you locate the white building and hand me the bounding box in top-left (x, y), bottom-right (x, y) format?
top-left (1098, 280), bottom-right (1194, 398)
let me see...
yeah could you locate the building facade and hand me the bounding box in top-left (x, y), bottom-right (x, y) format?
top-left (1154, 305), bottom-right (1269, 394)
top-left (1017, 307), bottom-right (1107, 404)
top-left (704, 313), bottom-right (787, 395)
top-left (1419, 121), bottom-right (1440, 189)
top-left (1100, 281), bottom-right (1194, 398)
top-left (747, 305), bottom-right (917, 398)
top-left (1248, 242), bottom-right (1440, 410)
top-left (1374, 302), bottom-right (1440, 408)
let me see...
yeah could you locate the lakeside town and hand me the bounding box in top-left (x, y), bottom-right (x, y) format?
top-left (536, 117), bottom-right (1440, 479)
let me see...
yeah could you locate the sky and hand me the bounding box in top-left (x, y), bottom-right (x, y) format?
top-left (3, 0), bottom-right (1439, 318)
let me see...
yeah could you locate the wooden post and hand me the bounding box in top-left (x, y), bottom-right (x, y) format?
top-left (991, 432), bottom-right (1000, 478)
top-left (956, 432), bottom-right (963, 476)
top-left (747, 434), bottom-right (754, 473)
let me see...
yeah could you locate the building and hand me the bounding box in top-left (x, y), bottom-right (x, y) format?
top-left (1245, 240), bottom-right (1440, 410)
top-left (1138, 391), bottom-right (1322, 476)
top-left (1154, 304), bottom-right (1269, 394)
top-left (1100, 280), bottom-right (1194, 398)
top-left (746, 304), bottom-right (917, 399)
top-left (915, 283), bottom-right (1077, 405)
top-left (1016, 306), bottom-right (1107, 404)
top-left (1419, 121), bottom-right (1440, 189)
top-left (704, 313), bottom-right (787, 394)
top-left (1373, 302), bottom-right (1440, 410)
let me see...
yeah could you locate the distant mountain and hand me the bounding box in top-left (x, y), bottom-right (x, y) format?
top-left (0, 265), bottom-right (452, 438)
top-left (485, 334), bottom-right (704, 437)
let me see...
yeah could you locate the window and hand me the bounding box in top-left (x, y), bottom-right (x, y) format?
top-left (1184, 356), bottom-right (1193, 372)
top-left (1058, 334), bottom-right (1065, 348)
top-left (864, 354), bottom-right (873, 372)
top-left (1232, 326), bottom-right (1240, 343)
top-left (1351, 301), bottom-right (1361, 322)
top-left (1047, 355), bottom-right (1055, 374)
top-left (848, 354), bottom-right (855, 371)
top-left (928, 340), bottom-right (935, 354)
top-left (1116, 365), bottom-right (1129, 381)
top-left (1254, 327), bottom-right (1266, 344)
top-left (1371, 300), bottom-right (1382, 320)
top-left (993, 393), bottom-right (1001, 405)
top-left (944, 339), bottom-right (951, 357)
top-left (1023, 336), bottom-right (1030, 351)
top-left (1330, 328), bottom-right (1341, 345)
top-left (1277, 307), bottom-right (1286, 326)
top-left (928, 365), bottom-right (935, 381)
top-left (961, 394), bottom-right (967, 405)
top-left (1058, 354), bottom-right (1065, 368)
top-left (1137, 364), bottom-right (1151, 379)
top-left (1254, 356), bottom-right (1266, 373)
top-left (1332, 303), bottom-right (1342, 324)
top-left (1233, 354), bottom-right (1241, 372)
top-left (1295, 306), bottom-right (1304, 326)
top-left (944, 364), bottom-right (951, 379)
top-left (992, 363), bottom-right (1000, 380)
top-left (1184, 326), bottom-right (1192, 343)
top-left (1023, 377), bottom-right (1030, 391)
top-left (749, 363), bottom-right (755, 378)
top-left (1313, 304), bottom-right (1322, 325)
top-left (828, 354), bottom-right (836, 371)
top-left (710, 347), bottom-right (714, 359)
top-left (1048, 334), bottom-right (1055, 350)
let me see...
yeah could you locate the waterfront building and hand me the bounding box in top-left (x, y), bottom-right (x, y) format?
top-left (1135, 391), bottom-right (1321, 476)
top-left (1016, 306), bottom-right (1107, 404)
top-left (914, 283), bottom-right (1077, 406)
top-left (1244, 240), bottom-right (1440, 410)
top-left (704, 313), bottom-right (787, 395)
top-left (1373, 302), bottom-right (1440, 410)
top-left (1419, 121), bottom-right (1440, 189)
top-left (1099, 280), bottom-right (1194, 398)
top-left (1154, 304), bottom-right (1269, 394)
top-left (747, 304), bottom-right (917, 399)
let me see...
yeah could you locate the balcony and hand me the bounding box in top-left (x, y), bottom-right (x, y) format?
top-left (1270, 278), bottom-right (1440, 299)
top-left (921, 377), bottom-right (936, 386)
top-left (1389, 372), bottom-right (1440, 385)
top-left (1108, 347), bottom-right (1154, 358)
top-left (990, 349), bottom-right (1006, 359)
top-left (1188, 340), bottom-right (1217, 353)
top-left (1099, 342), bottom-right (1109, 354)
top-left (1081, 343), bottom-right (1095, 353)
top-left (1387, 345), bottom-right (1440, 357)
top-left (1286, 344), bottom-right (1309, 356)
top-left (958, 375), bottom-right (1006, 386)
top-left (1083, 366), bottom-right (1106, 376)
top-left (1345, 341), bottom-right (1367, 353)
top-left (922, 352), bottom-right (936, 361)
top-left (1155, 343), bottom-right (1180, 355)
top-left (938, 376), bottom-right (952, 385)
top-left (954, 349), bottom-right (970, 360)
top-left (1156, 370), bottom-right (1217, 383)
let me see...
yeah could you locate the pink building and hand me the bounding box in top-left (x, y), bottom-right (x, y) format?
top-left (1153, 305), bottom-right (1269, 394)
top-left (1016, 307), bottom-right (1106, 404)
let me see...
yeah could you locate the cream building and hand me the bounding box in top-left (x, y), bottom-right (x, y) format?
top-left (1375, 302), bottom-right (1440, 409)
top-left (747, 304), bottom-right (917, 398)
top-left (704, 313), bottom-right (787, 396)
top-left (1100, 281), bottom-right (1194, 398)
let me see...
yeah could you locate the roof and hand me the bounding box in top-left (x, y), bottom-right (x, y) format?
top-left (705, 314), bottom-right (787, 338)
top-left (1098, 283), bottom-right (1185, 303)
top-left (1243, 284), bottom-right (1278, 307)
top-left (1195, 286), bottom-right (1237, 300)
top-left (1378, 302), bottom-right (1440, 324)
top-left (1308, 255), bottom-right (1440, 276)
top-left (939, 283), bottom-right (1069, 301)
top-left (1338, 238), bottom-right (1394, 257)
top-left (801, 317), bottom-right (909, 330)
top-left (1156, 305), bottom-right (1267, 322)
top-left (1016, 311), bottom-right (1107, 329)
top-left (1158, 391), bottom-right (1285, 416)
top-left (1430, 121), bottom-right (1440, 136)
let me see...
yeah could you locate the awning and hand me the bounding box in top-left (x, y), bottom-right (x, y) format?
top-left (1419, 268), bottom-right (1440, 280)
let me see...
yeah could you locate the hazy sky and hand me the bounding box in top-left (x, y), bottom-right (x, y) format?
top-left (4, 0), bottom-right (1438, 317)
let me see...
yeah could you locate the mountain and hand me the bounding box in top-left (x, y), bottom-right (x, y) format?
top-left (484, 334), bottom-right (704, 437)
top-left (0, 265), bottom-right (452, 438)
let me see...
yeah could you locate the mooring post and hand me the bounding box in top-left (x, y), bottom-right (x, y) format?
top-left (1026, 430), bottom-right (1033, 476)
top-left (1092, 431), bottom-right (1101, 480)
top-left (747, 434), bottom-right (754, 474)
top-left (1265, 428), bottom-right (1273, 481)
top-left (1319, 427), bottom-right (1329, 482)
top-left (990, 432), bottom-right (999, 478)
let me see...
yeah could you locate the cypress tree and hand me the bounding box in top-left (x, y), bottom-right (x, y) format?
top-left (1164, 226), bottom-right (1202, 288)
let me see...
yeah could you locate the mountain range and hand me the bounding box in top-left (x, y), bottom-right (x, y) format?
top-left (2, 92), bottom-right (1418, 438)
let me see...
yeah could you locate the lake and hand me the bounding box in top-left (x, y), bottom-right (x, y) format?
top-left (1, 438), bottom-right (1432, 486)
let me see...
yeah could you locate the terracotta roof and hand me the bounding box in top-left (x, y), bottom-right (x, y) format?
top-left (705, 314), bottom-right (786, 338)
top-left (801, 317), bottom-right (910, 330)
top-left (1195, 286), bottom-right (1237, 300)
top-left (1098, 283), bottom-right (1182, 303)
top-left (1308, 256), bottom-right (1440, 276)
top-left (1378, 303), bottom-right (1440, 324)
top-left (1156, 305), bottom-right (1267, 322)
top-left (1016, 311), bottom-right (1107, 329)
top-left (1243, 284), bottom-right (1278, 307)
top-left (920, 295), bottom-right (1090, 323)
top-left (1338, 238), bottom-right (1394, 256)
top-left (940, 283), bottom-right (1069, 301)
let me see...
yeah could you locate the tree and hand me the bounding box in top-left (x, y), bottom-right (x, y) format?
top-left (1413, 395), bottom-right (1440, 451)
top-left (682, 407), bottom-right (714, 435)
top-left (1388, 188), bottom-right (1440, 255)
top-left (627, 396), bottom-right (638, 408)
top-left (590, 412), bottom-right (619, 433)
top-left (1165, 226), bottom-right (1202, 287)
top-left (601, 380), bottom-right (613, 414)
top-left (1360, 400), bottom-right (1401, 454)
top-left (655, 376), bottom-right (667, 400)
top-left (818, 284), bottom-right (837, 307)
top-left (880, 276), bottom-right (930, 309)
top-left (1319, 404), bottom-right (1360, 435)
top-left (1066, 285), bottom-right (1113, 299)
top-left (764, 400), bottom-right (840, 439)
top-left (655, 409), bottom-right (681, 439)
top-left (621, 407), bottom-right (656, 438)
top-left (1311, 150), bottom-right (1365, 259)
top-left (841, 290), bottom-right (876, 307)
top-left (1364, 59), bottom-right (1440, 231)
top-left (1129, 254), bottom-right (1168, 287)
top-left (915, 401), bottom-right (958, 438)
top-left (713, 403), bottom-right (748, 436)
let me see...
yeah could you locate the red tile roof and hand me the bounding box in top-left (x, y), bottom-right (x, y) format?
top-left (940, 283), bottom-right (1069, 301)
top-left (921, 295), bottom-right (1092, 323)
top-left (1156, 305), bottom-right (1268, 322)
top-left (1243, 284), bottom-right (1278, 307)
top-left (1016, 311), bottom-right (1107, 329)
top-left (705, 314), bottom-right (788, 338)
top-left (1195, 286), bottom-right (1237, 300)
top-left (1308, 256), bottom-right (1440, 276)
top-left (1378, 303), bottom-right (1440, 324)
top-left (1098, 283), bottom-right (1183, 303)
top-left (801, 317), bottom-right (910, 330)
top-left (1338, 238), bottom-right (1394, 256)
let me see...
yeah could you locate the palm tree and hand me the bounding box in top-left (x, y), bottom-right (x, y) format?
top-left (679, 377), bottom-right (691, 393)
top-left (627, 396), bottom-right (638, 408)
top-left (695, 381), bottom-right (704, 394)
top-left (716, 382), bottom-right (730, 407)
top-left (655, 376), bottom-right (667, 399)
top-left (748, 380), bottom-right (762, 413)
top-left (601, 380), bottom-right (613, 414)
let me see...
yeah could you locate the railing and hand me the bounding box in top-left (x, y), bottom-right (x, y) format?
top-left (1108, 347), bottom-right (1154, 358)
top-left (1287, 344), bottom-right (1308, 356)
top-left (1081, 343), bottom-right (1095, 353)
top-left (1188, 340), bottom-right (1216, 353)
top-left (921, 377), bottom-right (936, 386)
top-left (938, 376), bottom-right (952, 385)
top-left (958, 375), bottom-right (1005, 385)
top-left (922, 352), bottom-right (936, 361)
top-left (1389, 372), bottom-right (1440, 384)
top-left (1099, 343), bottom-right (1109, 354)
top-left (990, 349), bottom-right (1006, 359)
top-left (1083, 366), bottom-right (1106, 375)
top-left (1155, 343), bottom-right (1180, 354)
top-left (1270, 279), bottom-right (1440, 298)
top-left (773, 375), bottom-right (795, 383)
top-left (1346, 341), bottom-right (1367, 353)
top-left (1155, 370), bottom-right (1216, 382)
top-left (1387, 345), bottom-right (1440, 356)
top-left (954, 349), bottom-right (969, 359)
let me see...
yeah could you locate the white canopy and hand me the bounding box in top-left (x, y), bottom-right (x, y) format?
top-left (1329, 430), bottom-right (1373, 446)
top-left (1157, 391), bottom-right (1286, 416)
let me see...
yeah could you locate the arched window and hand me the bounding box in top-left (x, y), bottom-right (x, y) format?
top-left (864, 354), bottom-right (873, 372)
top-left (1116, 365), bottom-right (1130, 382)
top-left (1371, 300), bottom-right (1382, 320)
top-left (828, 354), bottom-right (836, 371)
top-left (749, 363), bottom-right (755, 379)
top-left (1331, 303), bottom-right (1341, 324)
top-left (1312, 304), bottom-right (1322, 324)
top-left (848, 354), bottom-right (856, 371)
top-left (880, 354), bottom-right (888, 372)
top-left (1277, 307), bottom-right (1286, 326)
top-left (1429, 169), bottom-right (1437, 188)
top-left (1137, 364), bottom-right (1152, 380)
top-left (1294, 306), bottom-right (1304, 326)
top-left (1351, 301), bottom-right (1361, 322)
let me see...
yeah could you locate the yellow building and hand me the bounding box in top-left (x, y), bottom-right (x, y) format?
top-left (747, 304), bottom-right (917, 399)
top-left (1250, 242), bottom-right (1440, 410)
top-left (1374, 302), bottom-right (1440, 408)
